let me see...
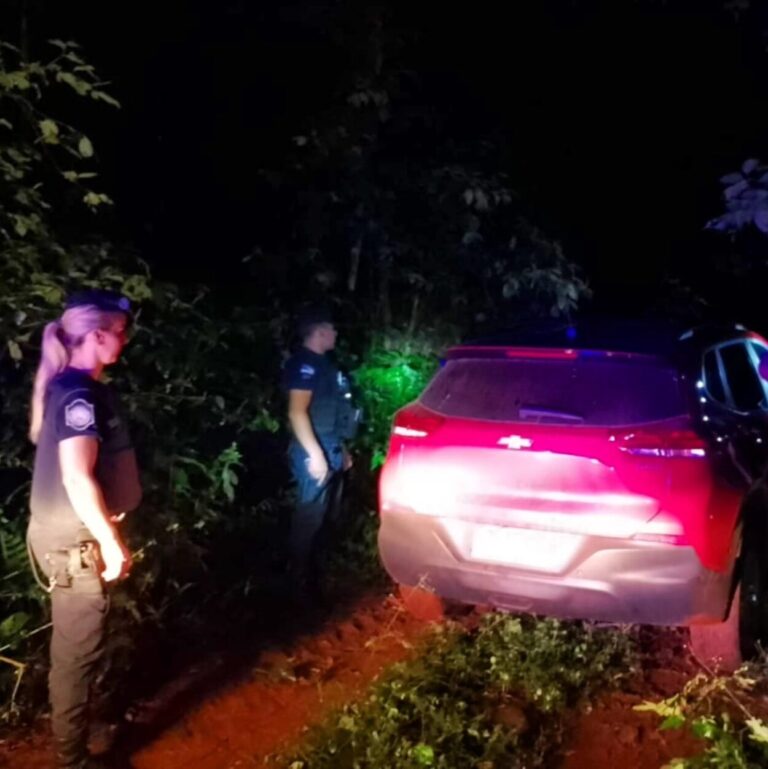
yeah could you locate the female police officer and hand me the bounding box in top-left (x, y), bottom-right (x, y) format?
top-left (27, 290), bottom-right (141, 769)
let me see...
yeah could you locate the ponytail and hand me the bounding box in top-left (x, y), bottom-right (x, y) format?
top-left (28, 304), bottom-right (122, 443)
top-left (28, 320), bottom-right (69, 444)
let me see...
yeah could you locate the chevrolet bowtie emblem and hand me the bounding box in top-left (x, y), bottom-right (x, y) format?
top-left (498, 435), bottom-right (533, 450)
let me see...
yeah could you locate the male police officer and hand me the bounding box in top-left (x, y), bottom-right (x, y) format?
top-left (282, 308), bottom-right (358, 591)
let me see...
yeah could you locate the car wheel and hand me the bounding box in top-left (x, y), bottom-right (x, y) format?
top-left (737, 535), bottom-right (768, 659)
top-left (397, 583), bottom-right (446, 622)
top-left (688, 584), bottom-right (742, 672)
top-left (688, 533), bottom-right (768, 670)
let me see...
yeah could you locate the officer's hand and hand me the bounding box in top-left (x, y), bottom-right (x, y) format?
top-left (100, 536), bottom-right (128, 582)
top-left (343, 448), bottom-right (354, 471)
top-left (307, 451), bottom-right (329, 484)
top-left (119, 546), bottom-right (133, 580)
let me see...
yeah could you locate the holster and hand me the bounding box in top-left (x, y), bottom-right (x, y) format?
top-left (45, 530), bottom-right (104, 593)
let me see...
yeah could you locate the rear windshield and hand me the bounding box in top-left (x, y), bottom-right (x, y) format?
top-left (420, 356), bottom-right (686, 427)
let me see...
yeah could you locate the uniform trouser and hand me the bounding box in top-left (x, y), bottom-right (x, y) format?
top-left (28, 522), bottom-right (107, 769)
top-left (288, 437), bottom-right (345, 574)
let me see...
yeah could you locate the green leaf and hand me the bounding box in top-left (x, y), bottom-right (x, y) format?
top-left (7, 340), bottom-right (22, 361)
top-left (12, 215), bottom-right (30, 237)
top-left (63, 170), bottom-right (98, 182)
top-left (412, 744), bottom-right (435, 766)
top-left (0, 70), bottom-right (31, 90)
top-left (56, 70), bottom-right (92, 96)
top-left (120, 274), bottom-right (153, 300)
top-left (90, 90), bottom-right (121, 109)
top-left (691, 717), bottom-right (718, 741)
top-left (82, 191), bottom-right (113, 208)
top-left (14, 188), bottom-right (32, 206)
top-left (0, 612), bottom-right (31, 640)
top-left (39, 119), bottom-right (60, 144)
top-left (172, 467), bottom-right (190, 497)
top-left (747, 718), bottom-right (768, 745)
top-left (78, 136), bottom-right (94, 158)
top-left (83, 191), bottom-right (102, 207)
top-left (63, 51), bottom-right (86, 66)
top-left (660, 715), bottom-right (685, 731)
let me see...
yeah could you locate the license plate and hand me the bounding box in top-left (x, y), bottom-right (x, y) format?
top-left (469, 526), bottom-right (579, 572)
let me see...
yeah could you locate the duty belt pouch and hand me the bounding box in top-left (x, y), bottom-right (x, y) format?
top-left (45, 529), bottom-right (104, 593)
top-left (44, 549), bottom-right (72, 589)
top-left (336, 402), bottom-right (363, 440)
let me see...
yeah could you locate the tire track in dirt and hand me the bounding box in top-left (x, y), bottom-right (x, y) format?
top-left (129, 592), bottom-right (430, 769)
top-left (0, 592), bottom-right (430, 769)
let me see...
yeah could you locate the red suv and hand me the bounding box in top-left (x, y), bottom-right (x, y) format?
top-left (378, 321), bottom-right (768, 663)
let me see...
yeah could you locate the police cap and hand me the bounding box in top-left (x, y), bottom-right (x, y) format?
top-left (65, 289), bottom-right (133, 317)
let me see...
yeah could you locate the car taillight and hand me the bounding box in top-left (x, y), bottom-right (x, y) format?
top-left (631, 512), bottom-right (688, 545)
top-left (617, 428), bottom-right (707, 459)
top-left (392, 405), bottom-right (445, 438)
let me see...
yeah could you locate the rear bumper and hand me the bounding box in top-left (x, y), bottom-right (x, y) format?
top-left (378, 509), bottom-right (733, 625)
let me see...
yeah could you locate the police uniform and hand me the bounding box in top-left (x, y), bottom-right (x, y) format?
top-left (282, 347), bottom-right (358, 575)
top-left (28, 367), bottom-right (141, 768)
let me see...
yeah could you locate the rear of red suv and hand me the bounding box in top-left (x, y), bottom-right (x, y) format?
top-left (378, 344), bottom-right (742, 627)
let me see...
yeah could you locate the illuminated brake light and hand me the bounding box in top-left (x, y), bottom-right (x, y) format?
top-left (394, 426), bottom-right (429, 438)
top-left (391, 405), bottom-right (445, 440)
top-left (618, 429), bottom-right (707, 459)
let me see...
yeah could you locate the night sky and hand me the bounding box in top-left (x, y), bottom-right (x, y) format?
top-left (8, 1), bottom-right (768, 318)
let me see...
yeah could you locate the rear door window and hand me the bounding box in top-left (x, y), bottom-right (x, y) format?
top-left (420, 355), bottom-right (686, 427)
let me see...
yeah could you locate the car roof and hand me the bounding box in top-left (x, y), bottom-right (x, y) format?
top-left (455, 318), bottom-right (752, 359)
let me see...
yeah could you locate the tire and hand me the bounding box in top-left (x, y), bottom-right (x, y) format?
top-left (688, 584), bottom-right (742, 672)
top-left (736, 537), bottom-right (768, 658)
top-left (689, 534), bottom-right (768, 671)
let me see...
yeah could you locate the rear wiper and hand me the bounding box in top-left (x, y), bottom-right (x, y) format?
top-left (518, 406), bottom-right (584, 424)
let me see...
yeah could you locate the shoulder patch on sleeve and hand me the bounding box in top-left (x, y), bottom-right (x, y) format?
top-left (300, 364), bottom-right (316, 379)
top-left (64, 399), bottom-right (96, 431)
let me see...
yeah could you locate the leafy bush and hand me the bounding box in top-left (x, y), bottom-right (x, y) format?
top-left (1, 250), bottom-right (288, 716)
top-left (0, 37), bottom-right (300, 719)
top-left (288, 613), bottom-right (636, 769)
top-left (707, 158), bottom-right (768, 235)
top-left (351, 331), bottom-right (445, 468)
top-left (636, 665), bottom-right (768, 768)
